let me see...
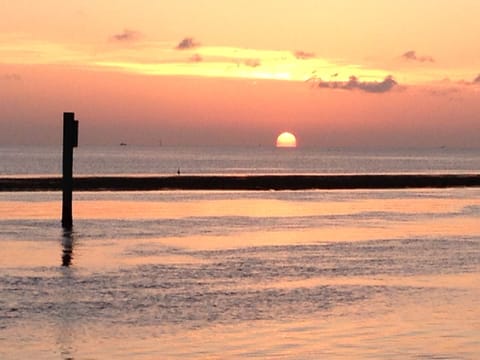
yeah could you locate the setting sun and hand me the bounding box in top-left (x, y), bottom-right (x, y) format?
top-left (276, 132), bottom-right (297, 148)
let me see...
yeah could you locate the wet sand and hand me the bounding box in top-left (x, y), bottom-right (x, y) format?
top-left (1, 174), bottom-right (480, 191)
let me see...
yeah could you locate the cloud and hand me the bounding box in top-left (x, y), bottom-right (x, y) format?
top-left (457, 74), bottom-right (480, 86)
top-left (244, 58), bottom-right (261, 68)
top-left (424, 76), bottom-right (480, 98)
top-left (189, 54), bottom-right (203, 63)
top-left (294, 50), bottom-right (315, 60)
top-left (1, 73), bottom-right (21, 81)
top-left (427, 87), bottom-right (461, 97)
top-left (316, 75), bottom-right (398, 93)
top-left (402, 50), bottom-right (434, 63)
top-left (175, 37), bottom-right (200, 50)
top-left (110, 29), bottom-right (142, 42)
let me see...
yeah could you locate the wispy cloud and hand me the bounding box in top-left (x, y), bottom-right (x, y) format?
top-left (315, 75), bottom-right (398, 93)
top-left (189, 54), bottom-right (203, 63)
top-left (427, 87), bottom-right (462, 99)
top-left (458, 74), bottom-right (480, 88)
top-left (402, 50), bottom-right (435, 63)
top-left (244, 58), bottom-right (261, 67)
top-left (176, 37), bottom-right (200, 50)
top-left (294, 50), bottom-right (315, 60)
top-left (1, 73), bottom-right (21, 81)
top-left (456, 74), bottom-right (480, 86)
top-left (421, 75), bottom-right (480, 99)
top-left (110, 29), bottom-right (142, 42)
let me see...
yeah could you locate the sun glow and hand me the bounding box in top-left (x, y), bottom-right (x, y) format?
top-left (276, 132), bottom-right (297, 148)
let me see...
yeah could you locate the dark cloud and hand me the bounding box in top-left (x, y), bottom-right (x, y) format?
top-left (175, 37), bottom-right (200, 50)
top-left (111, 29), bottom-right (141, 42)
top-left (316, 75), bottom-right (398, 93)
top-left (402, 50), bottom-right (434, 63)
top-left (294, 50), bottom-right (315, 60)
top-left (189, 54), bottom-right (203, 63)
top-left (473, 74), bottom-right (480, 83)
top-left (1, 73), bottom-right (21, 81)
top-left (244, 59), bottom-right (261, 68)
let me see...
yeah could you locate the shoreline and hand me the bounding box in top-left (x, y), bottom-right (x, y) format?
top-left (1, 174), bottom-right (480, 191)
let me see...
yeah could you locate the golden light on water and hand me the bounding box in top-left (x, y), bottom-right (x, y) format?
top-left (276, 132), bottom-right (297, 148)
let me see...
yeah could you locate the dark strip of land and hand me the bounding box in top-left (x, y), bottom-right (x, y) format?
top-left (1, 174), bottom-right (480, 191)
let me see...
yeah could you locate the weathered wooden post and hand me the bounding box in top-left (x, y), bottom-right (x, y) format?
top-left (62, 112), bottom-right (78, 229)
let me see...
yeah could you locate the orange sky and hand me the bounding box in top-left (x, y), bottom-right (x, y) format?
top-left (1, 0), bottom-right (479, 147)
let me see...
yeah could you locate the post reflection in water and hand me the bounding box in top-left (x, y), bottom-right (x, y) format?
top-left (61, 228), bottom-right (74, 267)
top-left (58, 228), bottom-right (78, 359)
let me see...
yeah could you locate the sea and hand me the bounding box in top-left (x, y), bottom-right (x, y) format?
top-left (1, 146), bottom-right (480, 359)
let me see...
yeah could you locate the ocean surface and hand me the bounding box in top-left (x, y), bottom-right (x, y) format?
top-left (1, 145), bottom-right (480, 176)
top-left (1, 146), bottom-right (480, 359)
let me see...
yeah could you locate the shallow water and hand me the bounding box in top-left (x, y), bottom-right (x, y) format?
top-left (1, 189), bottom-right (479, 359)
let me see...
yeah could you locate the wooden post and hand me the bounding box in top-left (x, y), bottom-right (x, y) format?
top-left (62, 112), bottom-right (78, 229)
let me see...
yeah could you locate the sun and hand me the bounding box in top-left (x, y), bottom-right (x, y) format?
top-left (276, 132), bottom-right (297, 148)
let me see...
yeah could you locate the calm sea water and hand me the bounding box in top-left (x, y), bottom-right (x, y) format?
top-left (1, 147), bottom-right (480, 359)
top-left (1, 145), bottom-right (480, 176)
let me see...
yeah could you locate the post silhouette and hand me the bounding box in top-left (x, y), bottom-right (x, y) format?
top-left (62, 112), bottom-right (78, 229)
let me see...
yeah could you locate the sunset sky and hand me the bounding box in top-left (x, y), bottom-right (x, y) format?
top-left (1, 0), bottom-right (479, 147)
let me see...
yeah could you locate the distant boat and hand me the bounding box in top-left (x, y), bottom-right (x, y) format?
top-left (120, 142), bottom-right (127, 146)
